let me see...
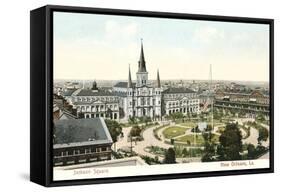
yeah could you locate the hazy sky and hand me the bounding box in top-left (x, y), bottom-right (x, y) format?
top-left (54, 12), bottom-right (270, 82)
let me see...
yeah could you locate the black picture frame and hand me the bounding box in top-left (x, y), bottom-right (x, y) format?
top-left (30, 5), bottom-right (274, 187)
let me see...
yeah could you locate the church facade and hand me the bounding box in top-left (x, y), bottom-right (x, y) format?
top-left (113, 41), bottom-right (199, 120)
top-left (113, 41), bottom-right (162, 120)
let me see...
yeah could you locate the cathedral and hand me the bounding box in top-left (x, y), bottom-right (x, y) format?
top-left (113, 41), bottom-right (162, 120)
top-left (60, 40), bottom-right (200, 122)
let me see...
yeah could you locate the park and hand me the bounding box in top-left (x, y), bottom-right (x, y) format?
top-left (110, 107), bottom-right (270, 165)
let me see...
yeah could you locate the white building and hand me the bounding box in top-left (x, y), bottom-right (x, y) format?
top-left (62, 81), bottom-right (120, 120)
top-left (113, 41), bottom-right (162, 120)
top-left (162, 88), bottom-right (200, 115)
top-left (113, 41), bottom-right (199, 120)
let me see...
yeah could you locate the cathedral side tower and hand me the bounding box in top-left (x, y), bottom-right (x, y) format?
top-left (126, 65), bottom-right (135, 119)
top-left (154, 69), bottom-right (162, 118)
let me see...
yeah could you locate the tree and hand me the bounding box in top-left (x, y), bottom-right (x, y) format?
top-left (217, 123), bottom-right (243, 161)
top-left (105, 119), bottom-right (123, 151)
top-left (182, 148), bottom-right (188, 157)
top-left (238, 110), bottom-right (246, 118)
top-left (191, 125), bottom-right (203, 133)
top-left (169, 112), bottom-right (184, 121)
top-left (256, 113), bottom-right (265, 122)
top-left (130, 125), bottom-right (142, 137)
top-left (258, 127), bottom-right (269, 145)
top-left (213, 109), bottom-right (220, 120)
top-left (143, 116), bottom-right (152, 125)
top-left (128, 116), bottom-right (137, 125)
top-left (201, 132), bottom-right (216, 162)
top-left (247, 144), bottom-right (256, 159)
top-left (186, 113), bottom-right (191, 120)
top-left (163, 148), bottom-right (176, 164)
top-left (205, 124), bottom-right (213, 132)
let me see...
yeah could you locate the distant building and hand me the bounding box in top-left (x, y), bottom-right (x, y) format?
top-left (215, 90), bottom-right (269, 105)
top-left (53, 104), bottom-right (77, 120)
top-left (53, 118), bottom-right (113, 166)
top-left (53, 95), bottom-right (78, 120)
top-left (162, 88), bottom-right (200, 115)
top-left (62, 81), bottom-right (120, 120)
top-left (214, 90), bottom-right (269, 116)
top-left (64, 81), bottom-right (80, 90)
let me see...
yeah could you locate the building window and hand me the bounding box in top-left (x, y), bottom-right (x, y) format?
top-left (141, 98), bottom-right (145, 105)
top-left (85, 148), bottom-right (91, 154)
top-left (61, 151), bottom-right (68, 157)
top-left (96, 148), bottom-right (101, 153)
top-left (101, 147), bottom-right (107, 152)
top-left (74, 150), bottom-right (80, 155)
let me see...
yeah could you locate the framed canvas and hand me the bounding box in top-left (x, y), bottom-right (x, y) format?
top-left (30, 5), bottom-right (274, 187)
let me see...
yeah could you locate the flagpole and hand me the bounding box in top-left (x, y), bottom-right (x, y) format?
top-left (209, 64), bottom-right (214, 132)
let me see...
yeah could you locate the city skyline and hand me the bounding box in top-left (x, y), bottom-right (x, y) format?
top-left (54, 12), bottom-right (270, 82)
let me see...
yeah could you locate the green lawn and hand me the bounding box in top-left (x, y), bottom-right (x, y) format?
top-left (179, 122), bottom-right (196, 128)
top-left (162, 126), bottom-right (188, 139)
top-left (175, 134), bottom-right (220, 146)
top-left (179, 120), bottom-right (223, 128)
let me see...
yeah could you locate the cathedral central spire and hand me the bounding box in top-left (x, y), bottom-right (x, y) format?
top-left (138, 39), bottom-right (147, 73)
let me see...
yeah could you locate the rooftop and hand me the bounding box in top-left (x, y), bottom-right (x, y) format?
top-left (114, 81), bottom-right (136, 88)
top-left (63, 89), bottom-right (77, 96)
top-left (162, 87), bottom-right (195, 94)
top-left (54, 118), bottom-right (113, 149)
top-left (76, 89), bottom-right (115, 96)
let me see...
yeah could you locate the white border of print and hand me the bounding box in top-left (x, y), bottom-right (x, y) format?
top-left (53, 159), bottom-right (269, 181)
